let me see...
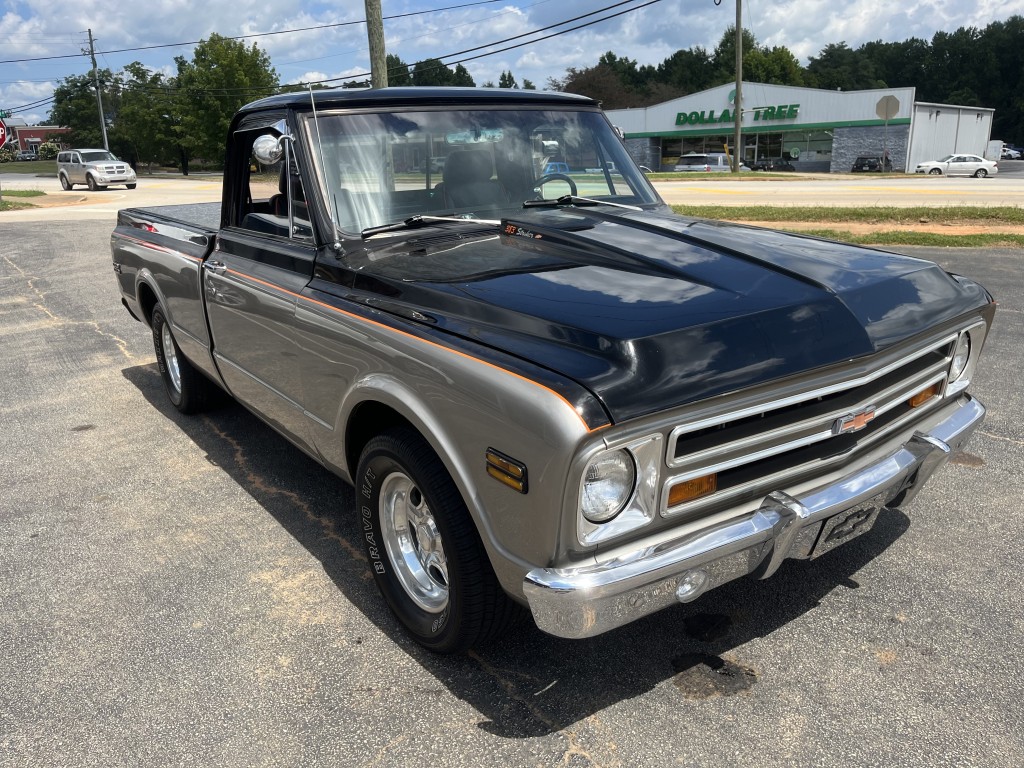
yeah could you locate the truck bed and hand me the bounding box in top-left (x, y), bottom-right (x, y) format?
top-left (118, 202), bottom-right (221, 235)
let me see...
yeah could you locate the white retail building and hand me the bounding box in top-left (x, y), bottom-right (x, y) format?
top-left (604, 82), bottom-right (995, 173)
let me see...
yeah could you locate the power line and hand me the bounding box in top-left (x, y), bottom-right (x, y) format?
top-left (75, 0), bottom-right (660, 96)
top-left (0, 1), bottom-right (503, 65)
top-left (320, 0), bottom-right (665, 87)
top-left (2, 0), bottom-right (660, 112)
top-left (9, 97), bottom-right (55, 114)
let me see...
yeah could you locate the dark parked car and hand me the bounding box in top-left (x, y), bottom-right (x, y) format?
top-left (851, 155), bottom-right (893, 172)
top-left (751, 158), bottom-right (795, 172)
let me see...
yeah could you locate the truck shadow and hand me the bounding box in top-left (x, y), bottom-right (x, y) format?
top-left (123, 363), bottom-right (913, 739)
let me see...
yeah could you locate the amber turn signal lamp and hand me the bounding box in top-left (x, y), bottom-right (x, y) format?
top-left (486, 449), bottom-right (528, 493)
top-left (908, 382), bottom-right (942, 408)
top-left (668, 474), bottom-right (718, 507)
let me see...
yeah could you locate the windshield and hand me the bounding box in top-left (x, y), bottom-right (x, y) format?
top-left (300, 107), bottom-right (659, 233)
top-left (81, 150), bottom-right (118, 162)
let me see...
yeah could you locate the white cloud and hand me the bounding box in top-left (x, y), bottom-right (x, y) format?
top-left (3, 0), bottom-right (1023, 122)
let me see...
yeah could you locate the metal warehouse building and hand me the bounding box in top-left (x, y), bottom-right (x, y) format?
top-left (605, 82), bottom-right (995, 173)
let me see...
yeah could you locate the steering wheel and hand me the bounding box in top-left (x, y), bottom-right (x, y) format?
top-left (534, 173), bottom-right (577, 196)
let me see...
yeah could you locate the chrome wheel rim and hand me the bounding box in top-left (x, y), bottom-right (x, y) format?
top-left (160, 323), bottom-right (182, 394)
top-left (379, 471), bottom-right (449, 613)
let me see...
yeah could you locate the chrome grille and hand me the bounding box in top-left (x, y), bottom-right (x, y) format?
top-left (662, 326), bottom-right (973, 519)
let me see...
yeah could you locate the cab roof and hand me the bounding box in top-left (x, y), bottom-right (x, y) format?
top-left (238, 86), bottom-right (598, 116)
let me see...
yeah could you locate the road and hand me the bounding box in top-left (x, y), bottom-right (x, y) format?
top-left (1, 210), bottom-right (1023, 766)
top-left (3, 164), bottom-right (1024, 218)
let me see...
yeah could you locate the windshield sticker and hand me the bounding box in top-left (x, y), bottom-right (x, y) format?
top-left (503, 222), bottom-right (543, 239)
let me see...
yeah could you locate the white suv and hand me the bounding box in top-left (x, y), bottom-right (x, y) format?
top-left (57, 149), bottom-right (137, 191)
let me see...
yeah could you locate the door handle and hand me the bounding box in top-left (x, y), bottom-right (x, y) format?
top-left (206, 260), bottom-right (227, 275)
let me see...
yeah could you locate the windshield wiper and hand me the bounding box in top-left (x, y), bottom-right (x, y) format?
top-left (522, 195), bottom-right (643, 211)
top-left (361, 215), bottom-right (500, 239)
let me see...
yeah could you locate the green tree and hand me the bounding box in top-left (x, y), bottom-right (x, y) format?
top-left (711, 26), bottom-right (760, 85)
top-left (806, 42), bottom-right (882, 90)
top-left (498, 70), bottom-right (517, 89)
top-left (858, 39), bottom-right (931, 92)
top-left (412, 58), bottom-right (453, 86)
top-left (112, 62), bottom-right (177, 169)
top-left (451, 64), bottom-right (475, 87)
top-left (174, 34), bottom-right (278, 170)
top-left (387, 54), bottom-right (412, 86)
top-left (49, 69), bottom-right (122, 148)
top-left (655, 48), bottom-right (714, 95)
top-left (746, 46), bottom-right (804, 86)
top-left (522, 78), bottom-right (536, 90)
top-left (553, 64), bottom-right (626, 106)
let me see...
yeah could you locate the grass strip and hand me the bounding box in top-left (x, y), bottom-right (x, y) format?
top-left (0, 160), bottom-right (57, 174)
top-left (0, 189), bottom-right (46, 198)
top-left (782, 229), bottom-right (1024, 248)
top-left (0, 201), bottom-right (33, 211)
top-left (671, 204), bottom-right (1024, 225)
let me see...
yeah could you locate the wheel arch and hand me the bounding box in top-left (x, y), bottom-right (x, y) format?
top-left (345, 400), bottom-right (417, 481)
top-left (337, 387), bottom-right (544, 606)
top-left (135, 276), bottom-right (160, 327)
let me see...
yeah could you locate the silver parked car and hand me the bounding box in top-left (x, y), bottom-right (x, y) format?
top-left (914, 154), bottom-right (998, 177)
top-left (57, 149), bottom-right (137, 190)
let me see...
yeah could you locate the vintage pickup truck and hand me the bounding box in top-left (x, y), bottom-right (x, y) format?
top-left (112, 87), bottom-right (995, 652)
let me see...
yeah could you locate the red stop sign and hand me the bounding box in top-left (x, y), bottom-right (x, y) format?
top-left (0, 121), bottom-right (7, 146)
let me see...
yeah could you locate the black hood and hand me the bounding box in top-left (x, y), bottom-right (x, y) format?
top-left (348, 208), bottom-right (991, 424)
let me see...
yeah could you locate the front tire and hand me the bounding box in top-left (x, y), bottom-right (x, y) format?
top-left (928, 168), bottom-right (942, 175)
top-left (356, 427), bottom-right (520, 653)
top-left (151, 304), bottom-right (215, 414)
top-left (127, 183), bottom-right (137, 190)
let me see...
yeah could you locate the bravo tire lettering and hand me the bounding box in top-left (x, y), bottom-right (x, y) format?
top-left (362, 503), bottom-right (386, 574)
top-left (361, 467), bottom-right (376, 499)
top-left (431, 605), bottom-right (449, 633)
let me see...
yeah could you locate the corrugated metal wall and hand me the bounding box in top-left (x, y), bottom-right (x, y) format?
top-left (907, 104), bottom-right (995, 169)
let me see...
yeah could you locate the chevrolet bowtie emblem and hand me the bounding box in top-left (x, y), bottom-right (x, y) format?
top-left (833, 406), bottom-right (877, 435)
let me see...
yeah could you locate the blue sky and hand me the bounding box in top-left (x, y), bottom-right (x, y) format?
top-left (2, 0), bottom-right (1022, 125)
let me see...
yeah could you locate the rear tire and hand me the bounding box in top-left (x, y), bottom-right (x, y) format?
top-left (59, 174), bottom-right (72, 191)
top-left (151, 304), bottom-right (216, 414)
top-left (356, 427), bottom-right (522, 653)
top-left (974, 169), bottom-right (988, 178)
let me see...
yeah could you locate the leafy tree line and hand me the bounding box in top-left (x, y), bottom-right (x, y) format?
top-left (48, 42), bottom-right (541, 171)
top-left (47, 15), bottom-right (1024, 169)
top-left (51, 34), bottom-right (277, 172)
top-left (548, 16), bottom-right (1024, 143)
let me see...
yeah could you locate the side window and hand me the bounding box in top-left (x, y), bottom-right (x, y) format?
top-left (236, 131), bottom-right (313, 242)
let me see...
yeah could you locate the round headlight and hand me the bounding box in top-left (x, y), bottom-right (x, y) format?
top-left (581, 449), bottom-right (636, 523)
top-left (950, 332), bottom-right (971, 382)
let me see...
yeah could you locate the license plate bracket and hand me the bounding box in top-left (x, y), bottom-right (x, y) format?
top-left (810, 504), bottom-right (883, 559)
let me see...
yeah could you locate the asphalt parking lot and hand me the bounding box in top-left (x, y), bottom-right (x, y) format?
top-left (2, 218), bottom-right (1023, 767)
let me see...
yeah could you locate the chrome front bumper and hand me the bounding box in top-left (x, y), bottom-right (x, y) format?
top-left (524, 395), bottom-right (985, 639)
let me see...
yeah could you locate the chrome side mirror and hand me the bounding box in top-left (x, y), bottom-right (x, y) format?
top-left (252, 134), bottom-right (284, 165)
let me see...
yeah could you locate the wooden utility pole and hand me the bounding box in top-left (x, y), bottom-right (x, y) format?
top-left (88, 29), bottom-right (110, 151)
top-left (364, 0), bottom-right (388, 88)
